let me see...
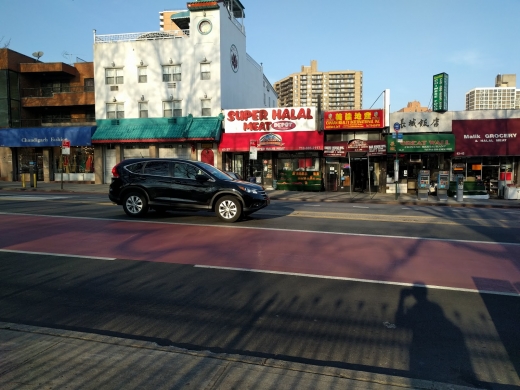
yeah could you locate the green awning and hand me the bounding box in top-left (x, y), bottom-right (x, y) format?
top-left (92, 115), bottom-right (223, 144)
top-left (170, 11), bottom-right (190, 20)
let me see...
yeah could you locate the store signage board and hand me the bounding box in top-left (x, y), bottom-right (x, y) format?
top-left (323, 109), bottom-right (384, 130)
top-left (387, 134), bottom-right (455, 153)
top-left (223, 107), bottom-right (317, 133)
top-left (323, 140), bottom-right (386, 157)
top-left (433, 72), bottom-right (449, 112)
top-left (389, 112), bottom-right (453, 133)
top-left (452, 118), bottom-right (520, 156)
top-left (219, 131), bottom-right (323, 152)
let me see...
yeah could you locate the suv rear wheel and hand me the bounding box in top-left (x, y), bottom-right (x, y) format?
top-left (123, 192), bottom-right (149, 217)
top-left (216, 196), bottom-right (242, 223)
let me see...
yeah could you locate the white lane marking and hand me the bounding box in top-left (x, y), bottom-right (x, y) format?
top-left (301, 204), bottom-right (322, 207)
top-left (0, 249), bottom-right (116, 261)
top-left (401, 207), bottom-right (411, 210)
top-left (352, 206), bottom-right (369, 209)
top-left (0, 195), bottom-right (69, 200)
top-left (1, 211), bottom-right (519, 247)
top-left (194, 265), bottom-right (520, 298)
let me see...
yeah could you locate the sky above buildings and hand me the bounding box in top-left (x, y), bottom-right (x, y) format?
top-left (1, 0), bottom-right (518, 112)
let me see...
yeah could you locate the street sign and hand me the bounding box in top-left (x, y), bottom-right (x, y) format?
top-left (62, 139), bottom-right (70, 155)
top-left (393, 122), bottom-right (401, 131)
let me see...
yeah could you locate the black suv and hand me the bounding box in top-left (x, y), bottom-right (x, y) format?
top-left (109, 158), bottom-right (269, 222)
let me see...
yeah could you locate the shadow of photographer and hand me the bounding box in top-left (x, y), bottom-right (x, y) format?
top-left (395, 283), bottom-right (480, 387)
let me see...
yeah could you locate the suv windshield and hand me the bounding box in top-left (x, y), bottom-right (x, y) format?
top-left (199, 162), bottom-right (234, 181)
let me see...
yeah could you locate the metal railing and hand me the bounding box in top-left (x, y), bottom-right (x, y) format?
top-left (94, 30), bottom-right (189, 43)
top-left (20, 118), bottom-right (96, 127)
top-left (22, 86), bottom-right (94, 98)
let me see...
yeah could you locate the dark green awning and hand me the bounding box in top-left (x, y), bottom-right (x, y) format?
top-left (92, 115), bottom-right (222, 144)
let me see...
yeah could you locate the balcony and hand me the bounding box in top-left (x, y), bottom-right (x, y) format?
top-left (22, 86), bottom-right (95, 107)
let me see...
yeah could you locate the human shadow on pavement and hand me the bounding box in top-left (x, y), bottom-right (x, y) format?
top-left (395, 284), bottom-right (483, 388)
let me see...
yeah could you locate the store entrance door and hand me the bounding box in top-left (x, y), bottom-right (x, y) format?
top-left (325, 163), bottom-right (339, 191)
top-left (351, 158), bottom-right (368, 192)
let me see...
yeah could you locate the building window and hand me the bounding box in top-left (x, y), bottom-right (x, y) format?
top-left (163, 65), bottom-right (181, 82)
top-left (163, 100), bottom-right (182, 117)
top-left (106, 103), bottom-right (124, 119)
top-left (84, 78), bottom-right (94, 92)
top-left (200, 63), bottom-right (210, 80)
top-left (138, 67), bottom-right (147, 83)
top-left (105, 68), bottom-right (124, 85)
top-left (201, 99), bottom-right (211, 116)
top-left (139, 102), bottom-right (148, 118)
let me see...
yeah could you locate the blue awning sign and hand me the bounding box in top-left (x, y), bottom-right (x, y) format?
top-left (0, 126), bottom-right (96, 147)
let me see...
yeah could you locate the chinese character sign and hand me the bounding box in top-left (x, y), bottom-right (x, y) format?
top-left (323, 109), bottom-right (384, 130)
top-left (433, 73), bottom-right (448, 112)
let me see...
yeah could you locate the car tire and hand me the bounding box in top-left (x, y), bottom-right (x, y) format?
top-left (216, 196), bottom-right (242, 223)
top-left (123, 192), bottom-right (149, 217)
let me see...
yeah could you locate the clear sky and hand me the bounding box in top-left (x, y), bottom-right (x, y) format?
top-left (1, 0), bottom-right (518, 112)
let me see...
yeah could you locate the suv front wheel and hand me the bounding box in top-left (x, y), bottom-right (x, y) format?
top-left (123, 192), bottom-right (149, 217)
top-left (216, 196), bottom-right (242, 223)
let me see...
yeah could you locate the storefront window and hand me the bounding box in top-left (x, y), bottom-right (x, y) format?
top-left (55, 146), bottom-right (94, 174)
top-left (276, 152), bottom-right (322, 191)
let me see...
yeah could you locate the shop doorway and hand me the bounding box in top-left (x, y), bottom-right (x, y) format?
top-left (325, 162), bottom-right (339, 191)
top-left (351, 158), bottom-right (368, 192)
top-left (17, 148), bottom-right (44, 181)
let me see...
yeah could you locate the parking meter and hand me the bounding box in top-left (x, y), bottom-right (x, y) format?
top-left (29, 161), bottom-right (35, 187)
top-left (456, 174), bottom-right (464, 202)
top-left (417, 169), bottom-right (430, 200)
top-left (437, 170), bottom-right (449, 201)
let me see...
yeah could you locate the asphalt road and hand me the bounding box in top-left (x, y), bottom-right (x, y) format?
top-left (0, 193), bottom-right (519, 389)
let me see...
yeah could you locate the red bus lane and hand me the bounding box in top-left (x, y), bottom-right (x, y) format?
top-left (1, 214), bottom-right (519, 295)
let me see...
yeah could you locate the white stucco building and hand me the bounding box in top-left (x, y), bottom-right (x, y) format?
top-left (91, 0), bottom-right (277, 183)
top-left (93, 0), bottom-right (277, 120)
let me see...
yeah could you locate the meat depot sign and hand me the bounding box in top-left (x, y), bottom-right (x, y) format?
top-left (224, 107), bottom-right (317, 133)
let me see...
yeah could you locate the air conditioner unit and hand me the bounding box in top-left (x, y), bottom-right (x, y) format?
top-left (110, 85), bottom-right (119, 91)
top-left (168, 83), bottom-right (177, 89)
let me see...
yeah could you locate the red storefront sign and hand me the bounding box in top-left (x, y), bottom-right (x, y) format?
top-left (323, 140), bottom-right (386, 157)
top-left (452, 119), bottom-right (520, 156)
top-left (219, 131), bottom-right (323, 152)
top-left (323, 109), bottom-right (384, 130)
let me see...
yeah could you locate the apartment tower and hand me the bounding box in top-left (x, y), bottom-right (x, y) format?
top-left (274, 60), bottom-right (362, 110)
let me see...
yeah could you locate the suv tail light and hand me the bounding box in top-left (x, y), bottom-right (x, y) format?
top-left (111, 164), bottom-right (120, 178)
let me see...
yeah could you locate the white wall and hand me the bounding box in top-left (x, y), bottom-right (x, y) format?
top-left (93, 3), bottom-right (277, 120)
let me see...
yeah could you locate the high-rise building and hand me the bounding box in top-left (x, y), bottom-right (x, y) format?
top-left (465, 74), bottom-right (519, 110)
top-left (273, 60), bottom-right (362, 110)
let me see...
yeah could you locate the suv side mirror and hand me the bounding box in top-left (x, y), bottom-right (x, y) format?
top-left (195, 174), bottom-right (209, 182)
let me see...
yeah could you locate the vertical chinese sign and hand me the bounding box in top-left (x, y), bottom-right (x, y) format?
top-left (433, 72), bottom-right (449, 112)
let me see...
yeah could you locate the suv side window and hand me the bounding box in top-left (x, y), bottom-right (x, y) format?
top-left (173, 163), bottom-right (205, 179)
top-left (143, 161), bottom-right (171, 176)
top-left (125, 162), bottom-right (145, 173)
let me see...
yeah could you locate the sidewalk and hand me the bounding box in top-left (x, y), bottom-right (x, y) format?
top-left (0, 322), bottom-right (478, 390)
top-left (1, 180), bottom-right (519, 208)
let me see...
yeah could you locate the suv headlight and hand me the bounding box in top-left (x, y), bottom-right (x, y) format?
top-left (238, 185), bottom-right (258, 194)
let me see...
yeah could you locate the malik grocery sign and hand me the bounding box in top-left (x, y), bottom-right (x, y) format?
top-left (224, 107), bottom-right (317, 133)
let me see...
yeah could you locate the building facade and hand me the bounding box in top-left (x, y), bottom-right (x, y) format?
top-left (466, 74), bottom-right (519, 110)
top-left (274, 60), bottom-right (362, 111)
top-left (0, 48), bottom-right (96, 183)
top-left (92, 0), bottom-right (277, 183)
top-left (397, 100), bottom-right (430, 113)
